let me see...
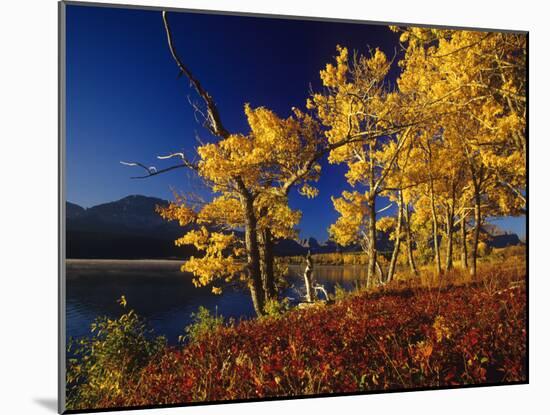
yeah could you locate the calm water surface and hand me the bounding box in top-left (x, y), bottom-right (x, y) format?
top-left (66, 260), bottom-right (366, 345)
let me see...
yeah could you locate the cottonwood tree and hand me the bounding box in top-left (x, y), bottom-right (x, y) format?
top-left (324, 30), bottom-right (525, 281)
top-left (377, 138), bottom-right (418, 281)
top-left (151, 104), bottom-right (325, 316)
top-left (394, 27), bottom-right (526, 276)
top-left (308, 46), bottom-right (424, 285)
top-left (309, 42), bottom-right (475, 285)
top-left (123, 12), bottom-right (326, 315)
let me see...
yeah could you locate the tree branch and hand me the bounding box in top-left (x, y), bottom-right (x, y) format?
top-left (162, 11), bottom-right (229, 138)
top-left (376, 203), bottom-right (393, 214)
top-left (121, 161), bottom-right (187, 179)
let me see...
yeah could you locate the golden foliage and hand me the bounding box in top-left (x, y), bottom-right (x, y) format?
top-left (197, 196), bottom-right (243, 227)
top-left (156, 202), bottom-right (196, 227)
top-left (155, 27), bottom-right (525, 295)
top-left (329, 191), bottom-right (368, 247)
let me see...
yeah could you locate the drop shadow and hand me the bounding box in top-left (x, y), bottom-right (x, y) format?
top-left (34, 398), bottom-right (57, 413)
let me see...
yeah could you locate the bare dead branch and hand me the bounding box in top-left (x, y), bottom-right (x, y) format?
top-left (376, 203), bottom-right (393, 214)
top-left (121, 161), bottom-right (187, 179)
top-left (162, 11), bottom-right (229, 138)
top-left (157, 152), bottom-right (198, 170)
top-left (120, 161), bottom-right (158, 174)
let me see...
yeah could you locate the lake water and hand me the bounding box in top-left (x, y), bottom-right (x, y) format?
top-left (66, 260), bottom-right (367, 345)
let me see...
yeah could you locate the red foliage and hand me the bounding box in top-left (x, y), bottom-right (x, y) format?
top-left (120, 284), bottom-right (526, 407)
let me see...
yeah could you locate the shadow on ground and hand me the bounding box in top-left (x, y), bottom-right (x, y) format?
top-left (34, 398), bottom-right (57, 413)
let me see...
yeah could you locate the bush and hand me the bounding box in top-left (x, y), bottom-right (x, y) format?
top-left (184, 306), bottom-right (224, 343)
top-left (333, 283), bottom-right (348, 301)
top-left (478, 241), bottom-right (492, 257)
top-left (66, 297), bottom-right (166, 410)
top-left (263, 298), bottom-right (290, 318)
top-left (130, 280), bottom-right (525, 405)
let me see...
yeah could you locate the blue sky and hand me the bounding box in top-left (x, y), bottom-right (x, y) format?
top-left (65, 4), bottom-right (526, 241)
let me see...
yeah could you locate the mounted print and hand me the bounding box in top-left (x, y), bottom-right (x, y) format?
top-left (59, 1), bottom-right (528, 413)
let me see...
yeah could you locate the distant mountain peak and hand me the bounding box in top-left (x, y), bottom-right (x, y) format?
top-left (66, 195), bottom-right (176, 237)
top-left (298, 237), bottom-right (321, 249)
top-left (66, 201), bottom-right (86, 219)
top-left (118, 194), bottom-right (167, 203)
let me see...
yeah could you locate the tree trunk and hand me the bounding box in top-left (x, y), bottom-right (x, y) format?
top-left (444, 203), bottom-right (455, 272)
top-left (444, 215), bottom-right (454, 271)
top-left (367, 195), bottom-right (377, 288)
top-left (240, 188), bottom-right (265, 316)
top-left (366, 143), bottom-right (377, 288)
top-left (376, 259), bottom-right (386, 285)
top-left (470, 190), bottom-right (482, 277)
top-left (403, 200), bottom-right (418, 276)
top-left (386, 192), bottom-right (403, 283)
top-left (248, 279), bottom-right (264, 317)
top-left (460, 216), bottom-right (468, 269)
top-left (303, 251), bottom-right (315, 302)
top-left (259, 228), bottom-right (276, 303)
top-left (429, 178), bottom-right (442, 274)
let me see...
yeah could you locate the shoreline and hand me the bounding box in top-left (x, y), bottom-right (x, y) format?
top-left (67, 258), bottom-right (184, 264)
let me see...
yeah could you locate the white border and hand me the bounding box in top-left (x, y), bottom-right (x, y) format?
top-left (1, 1), bottom-right (547, 414)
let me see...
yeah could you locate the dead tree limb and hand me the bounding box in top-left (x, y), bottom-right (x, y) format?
top-left (162, 11), bottom-right (229, 139)
top-left (119, 152), bottom-right (197, 179)
top-left (303, 250), bottom-right (316, 303)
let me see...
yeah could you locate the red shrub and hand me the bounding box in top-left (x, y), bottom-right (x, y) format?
top-left (122, 284), bottom-right (526, 407)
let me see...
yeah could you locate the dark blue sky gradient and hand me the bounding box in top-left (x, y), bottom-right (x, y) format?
top-left (65, 4), bottom-right (525, 241)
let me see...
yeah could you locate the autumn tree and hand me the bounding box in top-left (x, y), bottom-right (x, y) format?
top-left (379, 138), bottom-right (417, 281)
top-left (394, 27), bottom-right (526, 276)
top-left (308, 46), bottom-right (423, 286)
top-left (123, 12), bottom-right (324, 315)
top-left (152, 104), bottom-right (326, 315)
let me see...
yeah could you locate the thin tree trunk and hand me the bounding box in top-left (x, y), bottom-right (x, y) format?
top-left (367, 195), bottom-right (377, 288)
top-left (367, 143), bottom-right (377, 288)
top-left (461, 215), bottom-right (469, 269)
top-left (387, 192), bottom-right (403, 283)
top-left (403, 200), bottom-right (418, 275)
top-left (429, 177), bottom-right (442, 274)
top-left (460, 135), bottom-right (486, 278)
top-left (444, 202), bottom-right (455, 272)
top-left (248, 280), bottom-right (264, 317)
top-left (470, 190), bottom-right (482, 277)
top-left (444, 214), bottom-right (454, 271)
top-left (376, 259), bottom-right (386, 285)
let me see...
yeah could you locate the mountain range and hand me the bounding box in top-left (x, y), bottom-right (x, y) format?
top-left (65, 195), bottom-right (521, 259)
top-left (66, 195), bottom-right (191, 259)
